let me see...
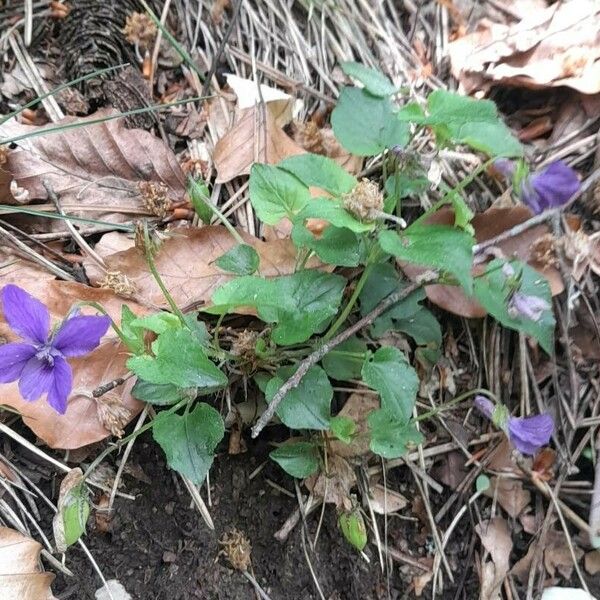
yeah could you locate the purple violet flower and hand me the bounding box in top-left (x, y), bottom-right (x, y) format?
top-left (0, 285), bottom-right (110, 414)
top-left (493, 159), bottom-right (580, 215)
top-left (474, 395), bottom-right (554, 455)
top-left (508, 292), bottom-right (550, 322)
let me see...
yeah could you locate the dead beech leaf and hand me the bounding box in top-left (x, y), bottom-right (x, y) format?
top-left (476, 517), bottom-right (513, 600)
top-left (448, 0), bottom-right (600, 94)
top-left (484, 476), bottom-right (531, 518)
top-left (402, 206), bottom-right (564, 318)
top-left (584, 550), bottom-right (600, 575)
top-left (329, 393), bottom-right (379, 458)
top-left (213, 106), bottom-right (305, 183)
top-left (0, 526), bottom-right (56, 600)
top-left (84, 226), bottom-right (320, 311)
top-left (369, 483), bottom-right (408, 515)
top-left (0, 280), bottom-right (145, 449)
top-left (52, 468), bottom-right (86, 552)
top-left (544, 529), bottom-right (584, 580)
top-left (0, 109), bottom-right (186, 229)
top-left (304, 454), bottom-right (356, 510)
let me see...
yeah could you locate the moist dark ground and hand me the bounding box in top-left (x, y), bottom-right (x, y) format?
top-left (38, 431), bottom-right (477, 600)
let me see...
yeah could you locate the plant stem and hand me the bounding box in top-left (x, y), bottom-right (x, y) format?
top-left (82, 398), bottom-right (188, 481)
top-left (251, 272), bottom-right (438, 438)
top-left (76, 301), bottom-right (128, 347)
top-left (200, 194), bottom-right (245, 245)
top-left (414, 388), bottom-right (497, 422)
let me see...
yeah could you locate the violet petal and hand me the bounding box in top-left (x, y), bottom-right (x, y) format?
top-left (46, 356), bottom-right (72, 414)
top-left (0, 343), bottom-right (37, 383)
top-left (508, 292), bottom-right (549, 322)
top-left (1, 285), bottom-right (50, 344)
top-left (474, 395), bottom-right (494, 419)
top-left (522, 161), bottom-right (580, 214)
top-left (18, 356), bottom-right (55, 402)
top-left (493, 158), bottom-right (516, 178)
top-left (508, 413), bottom-right (554, 455)
top-left (52, 314), bottom-right (111, 357)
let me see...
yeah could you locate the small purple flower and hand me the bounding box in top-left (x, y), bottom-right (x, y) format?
top-left (474, 395), bottom-right (554, 455)
top-left (0, 285), bottom-right (110, 414)
top-left (493, 159), bottom-right (580, 214)
top-left (508, 292), bottom-right (550, 322)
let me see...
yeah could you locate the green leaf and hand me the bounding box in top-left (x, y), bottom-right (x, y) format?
top-left (249, 164), bottom-right (311, 224)
top-left (378, 223), bottom-right (474, 292)
top-left (368, 411), bottom-right (424, 459)
top-left (476, 474), bottom-right (491, 493)
top-left (331, 87), bottom-right (410, 156)
top-left (270, 442), bottom-right (320, 478)
top-left (322, 337), bottom-right (367, 381)
top-left (393, 307), bottom-right (442, 365)
top-left (448, 192), bottom-right (475, 235)
top-left (131, 379), bottom-right (188, 406)
top-left (120, 305), bottom-right (145, 355)
top-left (210, 270), bottom-right (346, 345)
top-left (422, 90), bottom-right (522, 158)
top-left (59, 483), bottom-right (89, 548)
top-left (473, 259), bottom-right (555, 354)
top-left (188, 177), bottom-right (213, 225)
top-left (215, 243), bottom-right (260, 275)
top-left (152, 403), bottom-right (224, 485)
top-left (183, 314), bottom-right (210, 346)
top-left (130, 312), bottom-right (181, 335)
top-left (362, 347), bottom-right (419, 422)
top-left (265, 365), bottom-right (332, 430)
top-left (278, 153), bottom-right (357, 195)
top-left (296, 198), bottom-right (374, 233)
top-left (127, 328), bottom-right (227, 390)
top-left (338, 510), bottom-right (368, 551)
top-left (384, 173), bottom-right (429, 211)
top-left (292, 222), bottom-right (363, 267)
top-left (330, 415), bottom-right (356, 444)
top-left (340, 61), bottom-right (396, 97)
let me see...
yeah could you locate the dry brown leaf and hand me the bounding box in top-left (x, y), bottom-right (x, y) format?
top-left (413, 570), bottom-right (434, 597)
top-left (485, 476), bottom-right (531, 518)
top-left (52, 468), bottom-right (85, 552)
top-left (368, 483), bottom-right (408, 515)
top-left (0, 526), bottom-right (56, 599)
top-left (213, 106), bottom-right (305, 183)
top-left (304, 454), bottom-right (356, 510)
top-left (84, 226), bottom-right (320, 311)
top-left (329, 393), bottom-right (379, 458)
top-left (0, 280), bottom-right (145, 449)
top-left (402, 206), bottom-right (564, 318)
top-left (449, 0), bottom-right (600, 94)
top-left (543, 529), bottom-right (584, 580)
top-left (584, 550), bottom-right (600, 575)
top-left (511, 541), bottom-right (536, 583)
top-left (476, 517), bottom-right (513, 600)
top-left (0, 109), bottom-right (186, 229)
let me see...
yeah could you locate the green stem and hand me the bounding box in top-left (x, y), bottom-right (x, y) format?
top-left (82, 398), bottom-right (188, 481)
top-left (324, 254), bottom-right (378, 342)
top-left (412, 158), bottom-right (494, 227)
top-left (75, 301), bottom-right (127, 347)
top-left (143, 226), bottom-right (188, 327)
top-left (414, 388), bottom-right (497, 423)
top-left (199, 194), bottom-right (245, 245)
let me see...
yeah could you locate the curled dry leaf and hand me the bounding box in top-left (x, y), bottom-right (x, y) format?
top-left (84, 226), bottom-right (321, 311)
top-left (0, 280), bottom-right (144, 449)
top-left (368, 483), bottom-right (408, 515)
top-left (484, 476), bottom-right (531, 519)
top-left (584, 550), bottom-right (600, 576)
top-left (0, 526), bottom-right (56, 600)
top-left (329, 393), bottom-right (380, 458)
top-left (0, 109), bottom-right (186, 229)
top-left (401, 206), bottom-right (564, 318)
top-left (475, 517), bottom-right (513, 600)
top-left (543, 529), bottom-right (584, 580)
top-left (304, 454), bottom-right (356, 511)
top-left (448, 0), bottom-right (600, 94)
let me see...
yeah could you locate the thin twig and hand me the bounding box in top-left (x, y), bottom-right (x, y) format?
top-left (251, 273), bottom-right (437, 438)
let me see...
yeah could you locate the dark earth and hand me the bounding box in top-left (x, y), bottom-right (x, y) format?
top-left (38, 431), bottom-right (479, 600)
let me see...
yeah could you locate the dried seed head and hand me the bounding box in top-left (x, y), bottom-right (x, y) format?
top-left (0, 146), bottom-right (8, 166)
top-left (99, 271), bottom-right (136, 296)
top-left (530, 234), bottom-right (558, 269)
top-left (123, 12), bottom-right (157, 48)
top-left (219, 528), bottom-right (252, 571)
top-left (293, 120), bottom-right (325, 154)
top-left (96, 392), bottom-right (131, 438)
top-left (139, 181), bottom-right (170, 218)
top-left (343, 178), bottom-right (383, 221)
top-left (231, 329), bottom-right (260, 373)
